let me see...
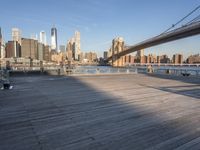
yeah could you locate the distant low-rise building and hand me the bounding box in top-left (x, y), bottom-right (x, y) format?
top-left (85, 52), bottom-right (97, 63)
top-left (157, 55), bottom-right (170, 63)
top-left (59, 45), bottom-right (65, 53)
top-left (125, 55), bottom-right (135, 64)
top-left (147, 54), bottom-right (157, 63)
top-left (103, 51), bottom-right (108, 60)
top-left (51, 52), bottom-right (64, 64)
top-left (5, 41), bottom-right (21, 58)
top-left (186, 54), bottom-right (200, 64)
top-left (172, 54), bottom-right (183, 64)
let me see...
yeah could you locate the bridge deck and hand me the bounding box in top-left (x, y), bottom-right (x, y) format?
top-left (0, 74), bottom-right (200, 150)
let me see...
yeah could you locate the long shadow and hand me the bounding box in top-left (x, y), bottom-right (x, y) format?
top-left (0, 74), bottom-right (200, 150)
top-left (143, 73), bottom-right (200, 99)
top-left (145, 73), bottom-right (200, 85)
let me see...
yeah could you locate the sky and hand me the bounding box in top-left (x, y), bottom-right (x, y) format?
top-left (1, 0), bottom-right (200, 58)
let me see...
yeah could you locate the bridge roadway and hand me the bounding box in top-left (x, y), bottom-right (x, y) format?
top-left (107, 21), bottom-right (200, 61)
top-left (0, 74), bottom-right (200, 150)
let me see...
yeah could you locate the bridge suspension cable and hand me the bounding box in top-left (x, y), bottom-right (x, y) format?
top-left (162, 5), bottom-right (200, 34)
top-left (185, 14), bottom-right (200, 25)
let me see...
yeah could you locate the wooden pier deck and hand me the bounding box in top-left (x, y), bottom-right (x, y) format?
top-left (0, 74), bottom-right (200, 150)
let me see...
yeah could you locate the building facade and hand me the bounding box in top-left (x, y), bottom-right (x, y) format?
top-left (38, 42), bottom-right (44, 61)
top-left (173, 54), bottom-right (183, 64)
top-left (66, 39), bottom-right (74, 61)
top-left (157, 55), bottom-right (170, 63)
top-left (186, 54), bottom-right (200, 64)
top-left (5, 41), bottom-right (21, 58)
top-left (43, 45), bottom-right (50, 61)
top-left (21, 38), bottom-right (38, 59)
top-left (85, 52), bottom-right (97, 63)
top-left (147, 54), bottom-right (157, 63)
top-left (125, 55), bottom-right (135, 64)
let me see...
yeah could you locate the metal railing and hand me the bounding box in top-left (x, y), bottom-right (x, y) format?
top-left (153, 68), bottom-right (200, 76)
top-left (70, 67), bottom-right (138, 75)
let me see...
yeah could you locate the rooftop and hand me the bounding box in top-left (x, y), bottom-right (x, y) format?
top-left (0, 74), bottom-right (200, 150)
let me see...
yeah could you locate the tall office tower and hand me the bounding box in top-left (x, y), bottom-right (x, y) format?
top-left (74, 31), bottom-right (81, 60)
top-left (12, 28), bottom-right (21, 45)
top-left (0, 27), bottom-right (2, 58)
top-left (0, 28), bottom-right (6, 59)
top-left (0, 27), bottom-right (3, 58)
top-left (51, 27), bottom-right (58, 51)
top-left (40, 31), bottom-right (47, 45)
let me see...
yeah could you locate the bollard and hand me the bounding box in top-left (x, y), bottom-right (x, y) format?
top-left (58, 69), bottom-right (61, 75)
top-left (126, 69), bottom-right (129, 74)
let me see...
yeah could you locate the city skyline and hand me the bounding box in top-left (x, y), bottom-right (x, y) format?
top-left (0, 0), bottom-right (200, 57)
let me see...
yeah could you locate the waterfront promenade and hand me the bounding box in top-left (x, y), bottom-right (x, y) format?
top-left (0, 74), bottom-right (200, 150)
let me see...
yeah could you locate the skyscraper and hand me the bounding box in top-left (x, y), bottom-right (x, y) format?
top-left (12, 28), bottom-right (21, 45)
top-left (40, 31), bottom-right (47, 45)
top-left (0, 27), bottom-right (2, 58)
top-left (51, 27), bottom-right (57, 51)
top-left (0, 27), bottom-right (5, 59)
top-left (74, 31), bottom-right (81, 60)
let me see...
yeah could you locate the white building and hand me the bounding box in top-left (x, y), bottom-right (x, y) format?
top-left (40, 31), bottom-right (47, 45)
top-left (74, 31), bottom-right (81, 60)
top-left (51, 27), bottom-right (57, 51)
top-left (0, 40), bottom-right (5, 59)
top-left (12, 28), bottom-right (21, 45)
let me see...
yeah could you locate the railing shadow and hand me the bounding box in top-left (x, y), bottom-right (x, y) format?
top-left (145, 73), bottom-right (200, 85)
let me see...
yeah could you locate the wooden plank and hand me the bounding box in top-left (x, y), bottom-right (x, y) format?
top-left (0, 74), bottom-right (199, 150)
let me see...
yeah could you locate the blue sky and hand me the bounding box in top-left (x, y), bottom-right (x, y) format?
top-left (1, 0), bottom-right (200, 58)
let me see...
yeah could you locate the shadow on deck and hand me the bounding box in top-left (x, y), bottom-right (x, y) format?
top-left (0, 74), bottom-right (200, 150)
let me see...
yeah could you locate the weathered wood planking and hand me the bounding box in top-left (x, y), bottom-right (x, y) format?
top-left (0, 74), bottom-right (200, 150)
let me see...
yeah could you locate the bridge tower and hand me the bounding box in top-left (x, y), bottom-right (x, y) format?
top-left (111, 37), bottom-right (125, 67)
